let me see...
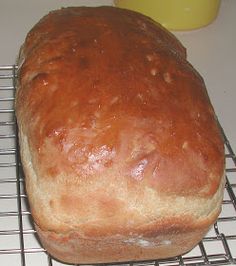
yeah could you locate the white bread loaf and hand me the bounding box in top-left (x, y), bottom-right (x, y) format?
top-left (15, 6), bottom-right (225, 264)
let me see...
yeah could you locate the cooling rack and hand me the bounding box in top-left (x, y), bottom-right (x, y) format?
top-left (0, 65), bottom-right (235, 266)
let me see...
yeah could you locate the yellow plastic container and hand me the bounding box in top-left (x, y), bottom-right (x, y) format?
top-left (114, 0), bottom-right (221, 30)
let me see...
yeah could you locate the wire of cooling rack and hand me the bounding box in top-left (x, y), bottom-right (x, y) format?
top-left (0, 65), bottom-right (235, 266)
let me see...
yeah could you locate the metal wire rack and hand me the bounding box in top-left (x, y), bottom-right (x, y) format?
top-left (0, 65), bottom-right (235, 266)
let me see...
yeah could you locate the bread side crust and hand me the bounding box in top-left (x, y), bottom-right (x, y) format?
top-left (18, 126), bottom-right (225, 263)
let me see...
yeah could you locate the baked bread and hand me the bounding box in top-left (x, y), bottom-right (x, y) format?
top-left (15, 6), bottom-right (225, 264)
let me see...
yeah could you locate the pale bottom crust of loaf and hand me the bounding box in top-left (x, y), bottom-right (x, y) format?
top-left (36, 225), bottom-right (210, 264)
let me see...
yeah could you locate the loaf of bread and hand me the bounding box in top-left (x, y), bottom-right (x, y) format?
top-left (15, 6), bottom-right (225, 264)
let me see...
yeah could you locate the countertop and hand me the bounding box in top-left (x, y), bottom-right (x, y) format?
top-left (0, 1), bottom-right (235, 266)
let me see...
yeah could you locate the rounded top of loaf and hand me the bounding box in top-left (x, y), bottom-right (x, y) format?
top-left (16, 7), bottom-right (224, 234)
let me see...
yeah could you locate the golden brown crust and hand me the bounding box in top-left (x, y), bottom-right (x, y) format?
top-left (16, 6), bottom-right (225, 264)
top-left (36, 225), bottom-right (210, 264)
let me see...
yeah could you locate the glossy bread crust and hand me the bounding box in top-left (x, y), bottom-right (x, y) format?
top-left (16, 6), bottom-right (225, 264)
